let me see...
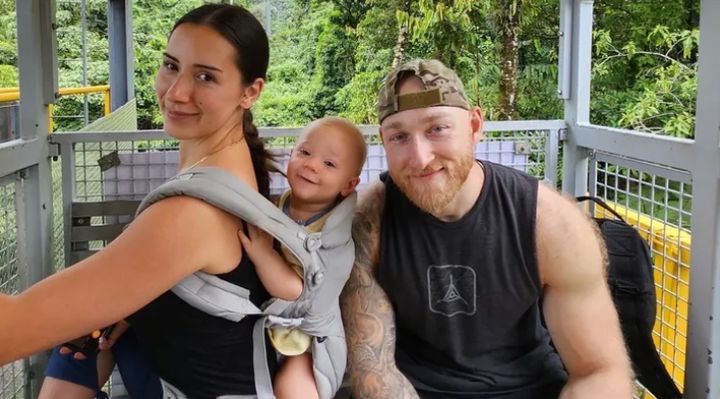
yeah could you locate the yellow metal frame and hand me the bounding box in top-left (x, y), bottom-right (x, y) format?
top-left (0, 85), bottom-right (111, 131)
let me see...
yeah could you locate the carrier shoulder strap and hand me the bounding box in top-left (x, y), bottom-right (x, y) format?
top-left (136, 167), bottom-right (315, 321)
top-left (136, 167), bottom-right (355, 399)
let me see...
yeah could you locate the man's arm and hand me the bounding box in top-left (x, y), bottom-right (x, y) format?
top-left (536, 184), bottom-right (634, 399)
top-left (340, 182), bottom-right (419, 399)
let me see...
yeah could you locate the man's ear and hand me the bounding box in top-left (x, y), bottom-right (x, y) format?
top-left (469, 106), bottom-right (484, 144)
top-left (340, 176), bottom-right (361, 197)
top-left (240, 77), bottom-right (265, 109)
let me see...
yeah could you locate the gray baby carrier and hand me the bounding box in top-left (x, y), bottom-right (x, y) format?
top-left (136, 167), bottom-right (356, 399)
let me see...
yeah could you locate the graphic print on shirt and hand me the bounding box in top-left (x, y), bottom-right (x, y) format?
top-left (427, 265), bottom-right (476, 317)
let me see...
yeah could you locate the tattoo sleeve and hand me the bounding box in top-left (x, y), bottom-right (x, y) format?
top-left (340, 183), bottom-right (420, 399)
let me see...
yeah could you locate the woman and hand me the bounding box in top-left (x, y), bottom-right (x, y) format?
top-left (0, 4), bottom-right (277, 398)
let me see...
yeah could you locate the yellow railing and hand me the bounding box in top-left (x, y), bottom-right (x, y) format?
top-left (595, 202), bottom-right (691, 395)
top-left (0, 85), bottom-right (111, 131)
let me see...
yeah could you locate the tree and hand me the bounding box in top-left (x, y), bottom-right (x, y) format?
top-left (495, 0), bottom-right (523, 120)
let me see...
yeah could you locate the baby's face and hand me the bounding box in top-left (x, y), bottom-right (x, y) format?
top-left (287, 125), bottom-right (361, 206)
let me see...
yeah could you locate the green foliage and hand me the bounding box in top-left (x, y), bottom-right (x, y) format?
top-left (0, 0), bottom-right (699, 139)
top-left (592, 26), bottom-right (698, 138)
top-left (0, 65), bottom-right (17, 87)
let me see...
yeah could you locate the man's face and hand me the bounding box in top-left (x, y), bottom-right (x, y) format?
top-left (380, 77), bottom-right (483, 215)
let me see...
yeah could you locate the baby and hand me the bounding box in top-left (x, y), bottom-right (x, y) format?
top-left (239, 116), bottom-right (366, 399)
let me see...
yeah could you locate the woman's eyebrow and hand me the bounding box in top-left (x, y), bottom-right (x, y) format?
top-left (162, 52), bottom-right (223, 72)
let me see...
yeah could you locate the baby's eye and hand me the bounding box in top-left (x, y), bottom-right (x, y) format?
top-left (298, 149), bottom-right (310, 156)
top-left (324, 160), bottom-right (336, 168)
top-left (388, 132), bottom-right (408, 143)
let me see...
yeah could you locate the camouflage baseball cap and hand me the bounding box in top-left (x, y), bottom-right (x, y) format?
top-left (378, 59), bottom-right (470, 123)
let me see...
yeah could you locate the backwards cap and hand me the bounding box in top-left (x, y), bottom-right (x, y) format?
top-left (377, 59), bottom-right (470, 123)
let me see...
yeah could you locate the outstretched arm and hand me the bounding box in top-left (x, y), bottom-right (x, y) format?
top-left (0, 196), bottom-right (244, 365)
top-left (340, 182), bottom-right (419, 399)
top-left (536, 184), bottom-right (634, 399)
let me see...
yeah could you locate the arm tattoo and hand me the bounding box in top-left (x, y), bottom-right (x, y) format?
top-left (340, 183), bottom-right (419, 399)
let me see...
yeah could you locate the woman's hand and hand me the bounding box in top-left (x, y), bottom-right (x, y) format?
top-left (59, 320), bottom-right (129, 360)
top-left (98, 319), bottom-right (129, 351)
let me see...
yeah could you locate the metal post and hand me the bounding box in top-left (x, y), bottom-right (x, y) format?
top-left (557, 0), bottom-right (571, 100)
top-left (544, 128), bottom-right (560, 187)
top-left (561, 0), bottom-right (593, 196)
top-left (685, 0), bottom-right (720, 396)
top-left (16, 0), bottom-right (56, 396)
top-left (60, 142), bottom-right (76, 268)
top-left (81, 0), bottom-right (89, 126)
top-left (108, 0), bottom-right (135, 111)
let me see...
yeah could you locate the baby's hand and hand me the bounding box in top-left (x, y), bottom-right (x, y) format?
top-left (238, 224), bottom-right (275, 262)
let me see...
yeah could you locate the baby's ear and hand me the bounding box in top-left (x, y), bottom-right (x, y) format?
top-left (340, 176), bottom-right (361, 197)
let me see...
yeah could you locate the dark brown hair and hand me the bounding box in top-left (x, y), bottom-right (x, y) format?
top-left (173, 4), bottom-right (275, 197)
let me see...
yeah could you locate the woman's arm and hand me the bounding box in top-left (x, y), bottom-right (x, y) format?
top-left (0, 196), bottom-right (243, 365)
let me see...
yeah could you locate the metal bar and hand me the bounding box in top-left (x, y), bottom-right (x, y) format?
top-left (587, 152), bottom-right (597, 200)
top-left (561, 0), bottom-right (594, 195)
top-left (71, 200), bottom-right (140, 217)
top-left (557, 0), bottom-right (572, 100)
top-left (49, 129), bottom-right (168, 143)
top-left (103, 89), bottom-right (111, 116)
top-left (81, 0), bottom-right (88, 126)
top-left (16, 1), bottom-right (56, 394)
top-left (60, 142), bottom-right (76, 267)
top-left (71, 224), bottom-right (128, 242)
top-left (0, 139), bottom-right (44, 177)
top-left (685, 0), bottom-right (720, 396)
top-left (544, 128), bottom-right (560, 186)
top-left (573, 124), bottom-right (695, 172)
top-left (594, 152), bottom-right (692, 184)
top-left (48, 120), bottom-right (569, 144)
top-left (0, 86), bottom-right (111, 102)
top-left (108, 0), bottom-right (134, 110)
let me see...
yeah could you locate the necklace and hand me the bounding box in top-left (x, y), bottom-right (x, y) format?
top-left (178, 136), bottom-right (245, 175)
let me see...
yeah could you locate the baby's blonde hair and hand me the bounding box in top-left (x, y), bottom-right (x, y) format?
top-left (301, 116), bottom-right (367, 175)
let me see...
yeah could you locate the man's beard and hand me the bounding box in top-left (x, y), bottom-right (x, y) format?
top-left (391, 150), bottom-right (474, 215)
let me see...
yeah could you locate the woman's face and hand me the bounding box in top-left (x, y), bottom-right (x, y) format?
top-left (155, 23), bottom-right (247, 139)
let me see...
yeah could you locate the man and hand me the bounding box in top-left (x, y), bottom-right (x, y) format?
top-left (339, 59), bottom-right (633, 399)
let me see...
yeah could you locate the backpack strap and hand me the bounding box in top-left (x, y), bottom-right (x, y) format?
top-left (576, 195), bottom-right (625, 221)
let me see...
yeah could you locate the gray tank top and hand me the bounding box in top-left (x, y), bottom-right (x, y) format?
top-left (377, 161), bottom-right (567, 398)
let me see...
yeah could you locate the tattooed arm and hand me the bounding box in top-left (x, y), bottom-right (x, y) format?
top-left (340, 181), bottom-right (419, 398)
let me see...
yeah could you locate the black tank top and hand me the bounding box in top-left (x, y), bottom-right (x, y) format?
top-left (378, 161), bottom-right (567, 398)
top-left (127, 255), bottom-right (274, 399)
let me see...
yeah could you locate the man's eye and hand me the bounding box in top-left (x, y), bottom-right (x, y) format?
top-left (431, 125), bottom-right (448, 134)
top-left (163, 62), bottom-right (177, 71)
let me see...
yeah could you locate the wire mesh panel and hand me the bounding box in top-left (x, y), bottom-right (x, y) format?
top-left (53, 127), bottom-right (555, 262)
top-left (67, 129), bottom-right (553, 202)
top-left (590, 152), bottom-right (692, 398)
top-left (267, 129), bottom-right (549, 193)
top-left (52, 158), bottom-right (66, 272)
top-left (0, 177), bottom-right (27, 399)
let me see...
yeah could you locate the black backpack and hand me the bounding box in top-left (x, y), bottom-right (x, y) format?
top-left (577, 196), bottom-right (681, 399)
